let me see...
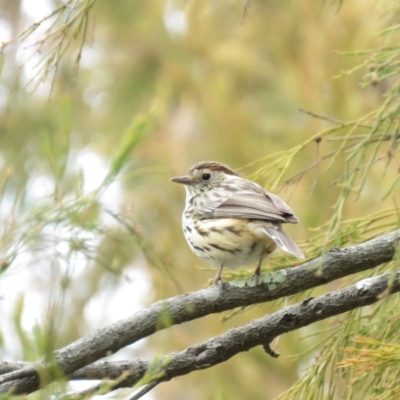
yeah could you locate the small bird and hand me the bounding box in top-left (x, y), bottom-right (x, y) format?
top-left (171, 161), bottom-right (304, 285)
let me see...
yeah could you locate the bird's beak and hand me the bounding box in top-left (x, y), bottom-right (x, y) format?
top-left (170, 175), bottom-right (191, 185)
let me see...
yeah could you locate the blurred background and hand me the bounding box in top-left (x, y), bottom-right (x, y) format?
top-left (0, 0), bottom-right (398, 399)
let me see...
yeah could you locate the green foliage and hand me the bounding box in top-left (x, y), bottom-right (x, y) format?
top-left (0, 1), bottom-right (399, 399)
top-left (1, 0), bottom-right (95, 91)
top-left (101, 107), bottom-right (156, 190)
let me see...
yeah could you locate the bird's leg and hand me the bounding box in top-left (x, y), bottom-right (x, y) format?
top-left (214, 264), bottom-right (224, 286)
top-left (252, 255), bottom-right (264, 284)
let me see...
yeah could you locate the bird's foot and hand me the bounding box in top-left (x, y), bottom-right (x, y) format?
top-left (213, 275), bottom-right (227, 290)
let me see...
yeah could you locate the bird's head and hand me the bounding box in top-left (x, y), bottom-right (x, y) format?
top-left (171, 161), bottom-right (239, 201)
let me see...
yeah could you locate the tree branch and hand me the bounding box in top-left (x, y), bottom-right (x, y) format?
top-left (0, 230), bottom-right (399, 395)
top-left (69, 270), bottom-right (400, 399)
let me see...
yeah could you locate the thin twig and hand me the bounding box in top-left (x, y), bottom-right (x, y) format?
top-left (241, 0), bottom-right (252, 25)
top-left (128, 381), bottom-right (160, 400)
top-left (282, 134), bottom-right (395, 188)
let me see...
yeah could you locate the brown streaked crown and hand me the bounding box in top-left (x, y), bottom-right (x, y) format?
top-left (188, 161), bottom-right (239, 177)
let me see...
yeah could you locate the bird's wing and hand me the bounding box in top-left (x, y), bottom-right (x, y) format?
top-left (202, 182), bottom-right (298, 224)
top-left (195, 179), bottom-right (304, 258)
top-left (212, 191), bottom-right (298, 223)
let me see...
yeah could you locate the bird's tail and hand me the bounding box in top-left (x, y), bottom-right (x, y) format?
top-left (260, 222), bottom-right (304, 259)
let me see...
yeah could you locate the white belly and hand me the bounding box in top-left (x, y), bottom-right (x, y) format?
top-left (182, 216), bottom-right (275, 269)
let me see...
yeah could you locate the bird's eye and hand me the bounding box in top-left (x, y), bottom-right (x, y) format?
top-left (201, 173), bottom-right (211, 181)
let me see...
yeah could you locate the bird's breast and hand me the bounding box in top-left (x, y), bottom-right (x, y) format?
top-left (182, 214), bottom-right (276, 269)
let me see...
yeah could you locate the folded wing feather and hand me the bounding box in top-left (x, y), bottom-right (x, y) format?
top-left (197, 179), bottom-right (304, 259)
top-left (212, 191), bottom-right (299, 224)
